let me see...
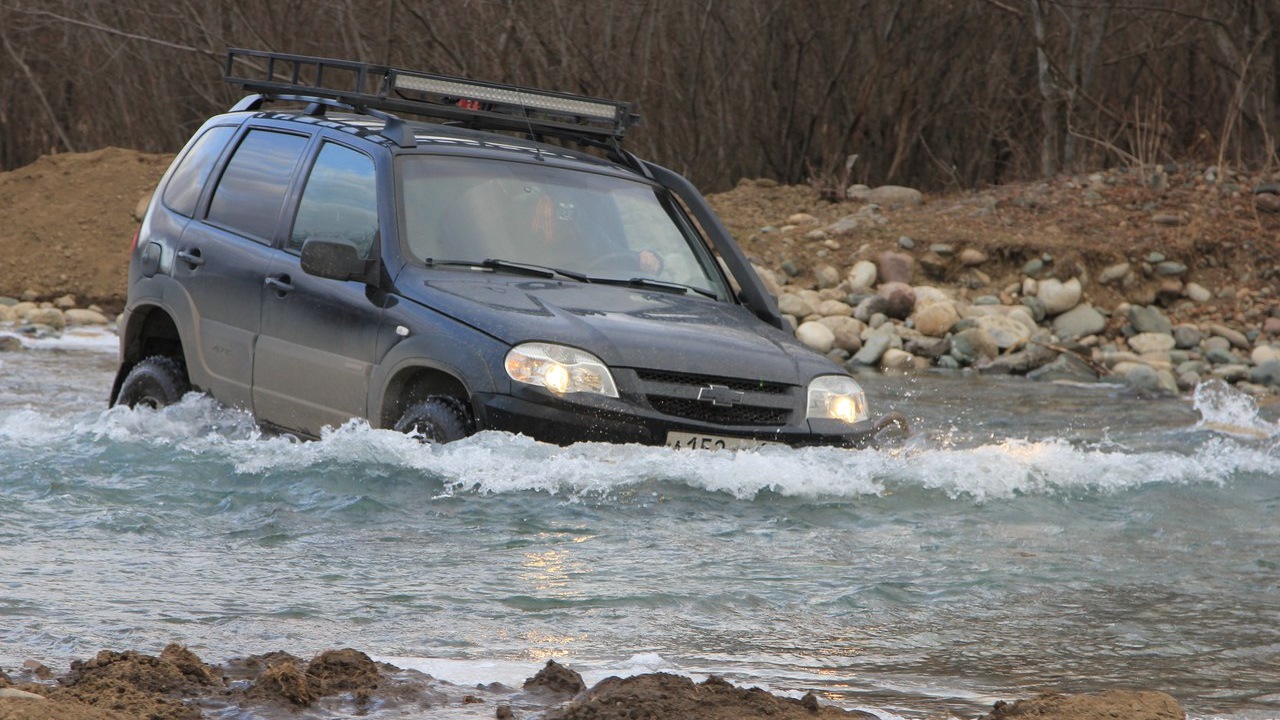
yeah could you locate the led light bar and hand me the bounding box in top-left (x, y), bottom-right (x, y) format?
top-left (392, 71), bottom-right (623, 122)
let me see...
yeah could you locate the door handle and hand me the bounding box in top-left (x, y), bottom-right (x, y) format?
top-left (264, 275), bottom-right (294, 294)
top-left (177, 249), bottom-right (204, 268)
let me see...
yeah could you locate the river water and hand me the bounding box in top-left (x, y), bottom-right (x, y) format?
top-left (2, 329), bottom-right (1278, 719)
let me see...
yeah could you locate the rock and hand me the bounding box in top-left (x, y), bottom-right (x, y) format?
top-left (1210, 323), bottom-right (1250, 349)
top-left (905, 335), bottom-right (951, 358)
top-left (1027, 353), bottom-right (1101, 383)
top-left (786, 212), bottom-right (818, 225)
top-left (1128, 332), bottom-right (1176, 355)
top-left (64, 308), bottom-right (110, 326)
top-left (1154, 260), bottom-right (1187, 276)
top-left (813, 264), bottom-right (841, 289)
top-left (974, 314), bottom-right (1032, 348)
top-left (1211, 364), bottom-right (1252, 382)
top-left (0, 335), bottom-right (22, 352)
top-left (1172, 324), bottom-right (1203, 349)
top-left (523, 660), bottom-right (586, 696)
top-left (24, 307), bottom-right (65, 330)
top-left (795, 321), bottom-right (836, 353)
top-left (853, 294), bottom-right (888, 322)
top-left (913, 300), bottom-right (959, 337)
top-left (0, 687), bottom-right (46, 700)
top-left (1205, 347), bottom-right (1241, 365)
top-left (818, 316), bottom-right (864, 353)
top-left (53, 294), bottom-right (78, 309)
top-left (865, 185), bottom-right (924, 209)
top-left (1265, 317), bottom-right (1280, 335)
top-left (0, 305), bottom-right (13, 323)
top-left (1051, 303), bottom-right (1106, 340)
top-left (918, 251), bottom-right (948, 280)
top-left (1251, 359), bottom-right (1280, 387)
top-left (1252, 345), bottom-right (1280, 365)
top-left (1035, 277), bottom-right (1082, 315)
top-left (847, 260), bottom-right (877, 290)
top-left (1115, 363), bottom-right (1176, 394)
top-left (134, 191), bottom-right (152, 221)
top-left (777, 293), bottom-right (815, 318)
top-left (979, 331), bottom-right (1057, 374)
top-left (950, 327), bottom-right (998, 365)
top-left (1184, 282), bottom-right (1212, 302)
top-left (880, 348), bottom-right (916, 369)
top-left (1156, 277), bottom-right (1184, 304)
top-left (1129, 305), bottom-right (1172, 334)
top-left (978, 690), bottom-right (1185, 720)
top-left (851, 323), bottom-right (898, 366)
top-left (1099, 262), bottom-right (1131, 284)
top-left (958, 247), bottom-right (987, 266)
top-left (875, 251), bottom-right (915, 284)
top-left (877, 281), bottom-right (916, 320)
top-left (753, 264), bottom-right (784, 297)
top-left (816, 299), bottom-right (853, 317)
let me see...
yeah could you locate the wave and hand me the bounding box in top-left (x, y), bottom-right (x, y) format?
top-left (2, 389), bottom-right (1276, 505)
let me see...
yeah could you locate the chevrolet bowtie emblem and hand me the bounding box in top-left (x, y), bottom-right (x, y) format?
top-left (697, 384), bottom-right (745, 407)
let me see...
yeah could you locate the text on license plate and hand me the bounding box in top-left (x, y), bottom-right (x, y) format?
top-left (666, 431), bottom-right (775, 451)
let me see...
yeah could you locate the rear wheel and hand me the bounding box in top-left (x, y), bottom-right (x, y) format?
top-left (393, 397), bottom-right (472, 444)
top-left (115, 355), bottom-right (190, 409)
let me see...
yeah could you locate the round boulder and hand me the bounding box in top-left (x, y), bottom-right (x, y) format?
top-left (795, 321), bottom-right (836, 354)
top-left (1036, 277), bottom-right (1083, 316)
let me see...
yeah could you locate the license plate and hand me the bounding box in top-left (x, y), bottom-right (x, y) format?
top-left (666, 431), bottom-right (775, 451)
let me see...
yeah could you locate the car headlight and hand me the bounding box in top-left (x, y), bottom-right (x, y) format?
top-left (505, 342), bottom-right (619, 398)
top-left (806, 375), bottom-right (868, 423)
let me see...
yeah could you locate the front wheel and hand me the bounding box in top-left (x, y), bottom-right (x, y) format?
top-left (115, 355), bottom-right (190, 409)
top-left (393, 397), bottom-right (473, 444)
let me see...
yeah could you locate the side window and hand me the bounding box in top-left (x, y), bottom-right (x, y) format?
top-left (289, 142), bottom-right (378, 258)
top-left (206, 129), bottom-right (309, 243)
top-left (162, 125), bottom-right (236, 218)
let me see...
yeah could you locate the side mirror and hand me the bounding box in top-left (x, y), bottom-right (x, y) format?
top-left (299, 237), bottom-right (371, 282)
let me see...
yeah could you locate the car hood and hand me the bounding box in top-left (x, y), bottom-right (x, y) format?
top-left (401, 270), bottom-right (828, 383)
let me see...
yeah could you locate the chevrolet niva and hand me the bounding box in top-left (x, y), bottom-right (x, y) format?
top-left (111, 49), bottom-right (908, 449)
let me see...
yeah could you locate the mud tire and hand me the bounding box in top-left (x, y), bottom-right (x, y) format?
top-left (393, 397), bottom-right (472, 444)
top-left (115, 355), bottom-right (190, 409)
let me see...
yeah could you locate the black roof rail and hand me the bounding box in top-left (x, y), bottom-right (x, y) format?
top-left (224, 48), bottom-right (640, 144)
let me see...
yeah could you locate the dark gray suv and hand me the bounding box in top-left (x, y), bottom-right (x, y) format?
top-left (110, 49), bottom-right (906, 448)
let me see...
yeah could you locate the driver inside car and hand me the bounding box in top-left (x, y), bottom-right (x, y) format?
top-left (520, 185), bottom-right (663, 276)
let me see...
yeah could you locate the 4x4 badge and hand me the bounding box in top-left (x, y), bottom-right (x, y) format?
top-left (697, 385), bottom-right (744, 407)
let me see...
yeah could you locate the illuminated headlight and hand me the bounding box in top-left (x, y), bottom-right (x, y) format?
top-left (505, 342), bottom-right (618, 398)
top-left (806, 375), bottom-right (868, 424)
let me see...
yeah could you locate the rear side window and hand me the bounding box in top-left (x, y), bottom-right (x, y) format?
top-left (289, 142), bottom-right (378, 258)
top-left (161, 125), bottom-right (235, 217)
top-left (206, 129), bottom-right (309, 243)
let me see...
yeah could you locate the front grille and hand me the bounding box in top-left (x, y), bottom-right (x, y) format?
top-left (633, 369), bottom-right (796, 427)
top-left (633, 369), bottom-right (790, 395)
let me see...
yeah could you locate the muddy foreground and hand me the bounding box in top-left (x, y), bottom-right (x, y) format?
top-left (0, 644), bottom-right (1187, 720)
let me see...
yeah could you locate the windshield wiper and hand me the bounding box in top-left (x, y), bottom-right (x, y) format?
top-left (424, 258), bottom-right (588, 282)
top-left (586, 276), bottom-right (719, 299)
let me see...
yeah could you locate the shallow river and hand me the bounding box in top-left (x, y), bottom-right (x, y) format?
top-left (2, 329), bottom-right (1278, 719)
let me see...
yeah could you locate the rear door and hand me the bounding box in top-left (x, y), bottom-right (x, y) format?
top-left (176, 126), bottom-right (310, 408)
top-left (252, 139), bottom-right (386, 435)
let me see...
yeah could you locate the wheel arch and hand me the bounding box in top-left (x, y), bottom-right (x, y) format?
top-left (110, 304), bottom-right (188, 405)
top-left (376, 363), bottom-right (474, 431)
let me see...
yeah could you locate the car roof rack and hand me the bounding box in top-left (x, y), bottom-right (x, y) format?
top-left (224, 48), bottom-right (640, 144)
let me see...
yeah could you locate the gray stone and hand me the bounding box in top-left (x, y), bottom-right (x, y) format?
top-left (1052, 303), bottom-right (1107, 340)
top-left (1250, 360), bottom-right (1280, 387)
top-left (1172, 324), bottom-right (1203, 349)
top-left (851, 324), bottom-right (896, 366)
top-left (979, 332), bottom-right (1057, 374)
top-left (1177, 371), bottom-right (1202, 391)
top-left (1211, 364), bottom-right (1252, 382)
top-left (1127, 332), bottom-right (1176, 355)
top-left (905, 335), bottom-right (951, 358)
top-left (1022, 258), bottom-right (1045, 276)
top-left (975, 314), bottom-right (1032, 348)
top-left (1206, 347), bottom-right (1241, 365)
top-left (1154, 261), bottom-right (1187, 276)
top-left (1210, 324), bottom-right (1250, 349)
top-left (897, 235), bottom-right (915, 249)
top-left (1117, 363), bottom-right (1165, 394)
top-left (814, 264), bottom-right (841, 289)
top-left (1128, 305), bottom-right (1172, 334)
top-left (950, 327), bottom-right (998, 365)
top-left (1027, 353), bottom-right (1100, 383)
top-left (780, 260), bottom-right (800, 277)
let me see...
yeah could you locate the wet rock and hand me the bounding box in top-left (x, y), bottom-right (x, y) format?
top-left (523, 660), bottom-right (585, 697)
top-left (950, 327), bottom-right (998, 365)
top-left (1027, 352), bottom-right (1101, 383)
top-left (980, 690), bottom-right (1185, 720)
top-left (1115, 363), bottom-right (1176, 394)
top-left (1036, 277), bottom-right (1082, 316)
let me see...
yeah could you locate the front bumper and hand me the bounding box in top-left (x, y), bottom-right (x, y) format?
top-left (472, 388), bottom-right (907, 449)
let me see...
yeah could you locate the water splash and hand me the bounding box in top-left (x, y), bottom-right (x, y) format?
top-left (1192, 380), bottom-right (1280, 440)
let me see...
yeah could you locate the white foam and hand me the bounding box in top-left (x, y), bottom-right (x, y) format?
top-left (1193, 380), bottom-right (1280, 440)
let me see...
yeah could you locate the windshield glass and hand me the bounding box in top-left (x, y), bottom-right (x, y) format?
top-left (397, 155), bottom-right (727, 296)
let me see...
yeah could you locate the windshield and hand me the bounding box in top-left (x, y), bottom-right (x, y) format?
top-left (397, 155), bottom-right (728, 297)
